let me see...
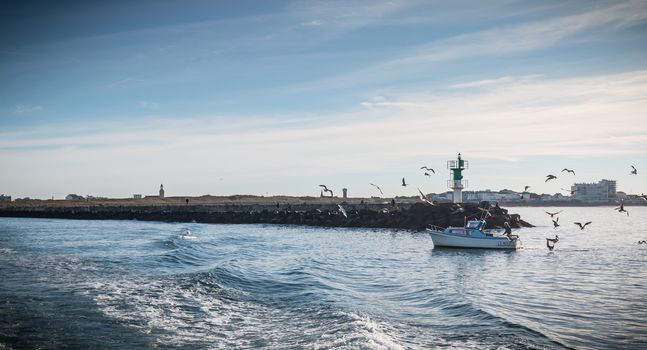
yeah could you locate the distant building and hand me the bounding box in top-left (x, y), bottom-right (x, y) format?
top-left (342, 188), bottom-right (348, 199)
top-left (572, 179), bottom-right (617, 202)
top-left (0, 194), bottom-right (10, 202)
top-left (159, 184), bottom-right (165, 198)
top-left (133, 194), bottom-right (142, 199)
top-left (65, 194), bottom-right (84, 201)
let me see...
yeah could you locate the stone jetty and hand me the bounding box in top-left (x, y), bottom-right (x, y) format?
top-left (0, 200), bottom-right (532, 231)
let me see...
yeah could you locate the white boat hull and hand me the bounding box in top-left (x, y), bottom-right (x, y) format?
top-left (428, 230), bottom-right (521, 249)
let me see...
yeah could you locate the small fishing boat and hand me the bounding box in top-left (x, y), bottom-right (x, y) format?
top-left (427, 220), bottom-right (521, 249)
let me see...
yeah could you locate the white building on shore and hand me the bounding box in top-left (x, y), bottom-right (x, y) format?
top-left (572, 179), bottom-right (617, 202)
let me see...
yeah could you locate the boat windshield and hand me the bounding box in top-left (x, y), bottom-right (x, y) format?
top-left (466, 221), bottom-right (484, 230)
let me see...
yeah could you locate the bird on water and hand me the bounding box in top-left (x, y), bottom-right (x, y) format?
top-left (614, 200), bottom-right (629, 216)
top-left (546, 235), bottom-right (559, 251)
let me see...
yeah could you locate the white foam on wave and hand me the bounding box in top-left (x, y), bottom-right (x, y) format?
top-left (313, 312), bottom-right (405, 350)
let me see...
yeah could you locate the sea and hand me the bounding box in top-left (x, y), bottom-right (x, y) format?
top-left (1, 207), bottom-right (646, 349)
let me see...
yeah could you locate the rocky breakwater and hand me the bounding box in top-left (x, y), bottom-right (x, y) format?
top-left (0, 201), bottom-right (532, 230)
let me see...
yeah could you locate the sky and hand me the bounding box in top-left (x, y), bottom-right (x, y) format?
top-left (1, 0), bottom-right (646, 199)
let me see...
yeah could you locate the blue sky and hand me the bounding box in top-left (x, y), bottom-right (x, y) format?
top-left (1, 0), bottom-right (646, 199)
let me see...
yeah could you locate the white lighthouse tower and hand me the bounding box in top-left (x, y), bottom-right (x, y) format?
top-left (447, 153), bottom-right (468, 203)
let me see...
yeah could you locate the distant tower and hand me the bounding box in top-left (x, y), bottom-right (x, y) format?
top-left (447, 153), bottom-right (468, 203)
top-left (159, 184), bottom-right (165, 198)
top-left (342, 188), bottom-right (348, 199)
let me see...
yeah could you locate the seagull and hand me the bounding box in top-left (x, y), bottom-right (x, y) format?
top-left (561, 168), bottom-right (576, 175)
top-left (545, 175), bottom-right (557, 182)
top-left (614, 200), bottom-right (629, 216)
top-left (401, 177), bottom-right (408, 187)
top-left (641, 193), bottom-right (647, 201)
top-left (450, 204), bottom-right (464, 215)
top-left (337, 204), bottom-right (348, 218)
top-left (424, 172), bottom-right (432, 177)
top-left (546, 235), bottom-right (559, 251)
top-left (545, 210), bottom-right (562, 218)
top-left (524, 186), bottom-right (531, 192)
top-left (561, 188), bottom-right (578, 195)
top-left (420, 166), bottom-right (435, 173)
top-left (369, 183), bottom-right (384, 195)
top-left (574, 221), bottom-right (592, 230)
top-left (319, 185), bottom-right (333, 197)
top-left (417, 188), bottom-right (435, 206)
top-left (630, 165), bottom-right (638, 175)
top-left (478, 206), bottom-right (492, 218)
top-left (552, 217), bottom-right (560, 228)
top-left (639, 240), bottom-right (647, 245)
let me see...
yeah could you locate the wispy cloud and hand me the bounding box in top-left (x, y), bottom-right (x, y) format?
top-left (138, 101), bottom-right (160, 109)
top-left (105, 77), bottom-right (144, 88)
top-left (289, 1), bottom-right (647, 92)
top-left (14, 104), bottom-right (43, 114)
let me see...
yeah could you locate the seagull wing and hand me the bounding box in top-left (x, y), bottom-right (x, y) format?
top-left (337, 204), bottom-right (348, 218)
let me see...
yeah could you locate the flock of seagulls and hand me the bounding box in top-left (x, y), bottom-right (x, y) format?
top-left (540, 164), bottom-right (645, 250)
top-left (319, 163), bottom-right (644, 250)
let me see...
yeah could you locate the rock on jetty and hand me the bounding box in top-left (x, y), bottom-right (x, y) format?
top-left (0, 201), bottom-right (532, 231)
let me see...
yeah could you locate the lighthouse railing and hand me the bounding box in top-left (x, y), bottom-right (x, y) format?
top-left (447, 179), bottom-right (468, 189)
top-left (447, 160), bottom-right (469, 169)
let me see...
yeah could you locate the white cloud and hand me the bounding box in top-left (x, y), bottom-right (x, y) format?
top-left (13, 104), bottom-right (43, 114)
top-left (1, 70), bottom-right (647, 197)
top-left (138, 101), bottom-right (160, 109)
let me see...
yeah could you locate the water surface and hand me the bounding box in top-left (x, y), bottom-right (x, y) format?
top-left (1, 207), bottom-right (646, 349)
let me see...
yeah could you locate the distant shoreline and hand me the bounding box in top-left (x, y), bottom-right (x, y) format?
top-left (1, 195), bottom-right (644, 209)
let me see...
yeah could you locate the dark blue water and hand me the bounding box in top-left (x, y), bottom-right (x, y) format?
top-left (1, 207), bottom-right (646, 349)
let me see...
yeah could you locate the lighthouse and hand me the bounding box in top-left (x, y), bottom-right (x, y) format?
top-left (447, 153), bottom-right (468, 203)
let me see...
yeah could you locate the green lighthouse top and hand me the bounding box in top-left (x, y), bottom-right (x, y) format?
top-left (449, 153), bottom-right (467, 180)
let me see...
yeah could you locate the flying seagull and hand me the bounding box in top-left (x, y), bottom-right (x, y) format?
top-left (639, 240), bottom-right (647, 245)
top-left (561, 188), bottom-right (578, 195)
top-left (450, 203), bottom-right (464, 215)
top-left (337, 204), bottom-right (348, 218)
top-left (545, 210), bottom-right (562, 218)
top-left (319, 185), bottom-right (333, 197)
top-left (614, 200), bottom-right (629, 216)
top-left (561, 168), bottom-right (576, 175)
top-left (417, 188), bottom-right (435, 206)
top-left (545, 175), bottom-right (557, 182)
top-left (552, 217), bottom-right (559, 229)
top-left (420, 166), bottom-right (435, 173)
top-left (369, 183), bottom-right (384, 195)
top-left (630, 165), bottom-right (638, 175)
top-left (574, 221), bottom-right (592, 230)
top-left (401, 177), bottom-right (408, 187)
top-left (477, 206), bottom-right (492, 218)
